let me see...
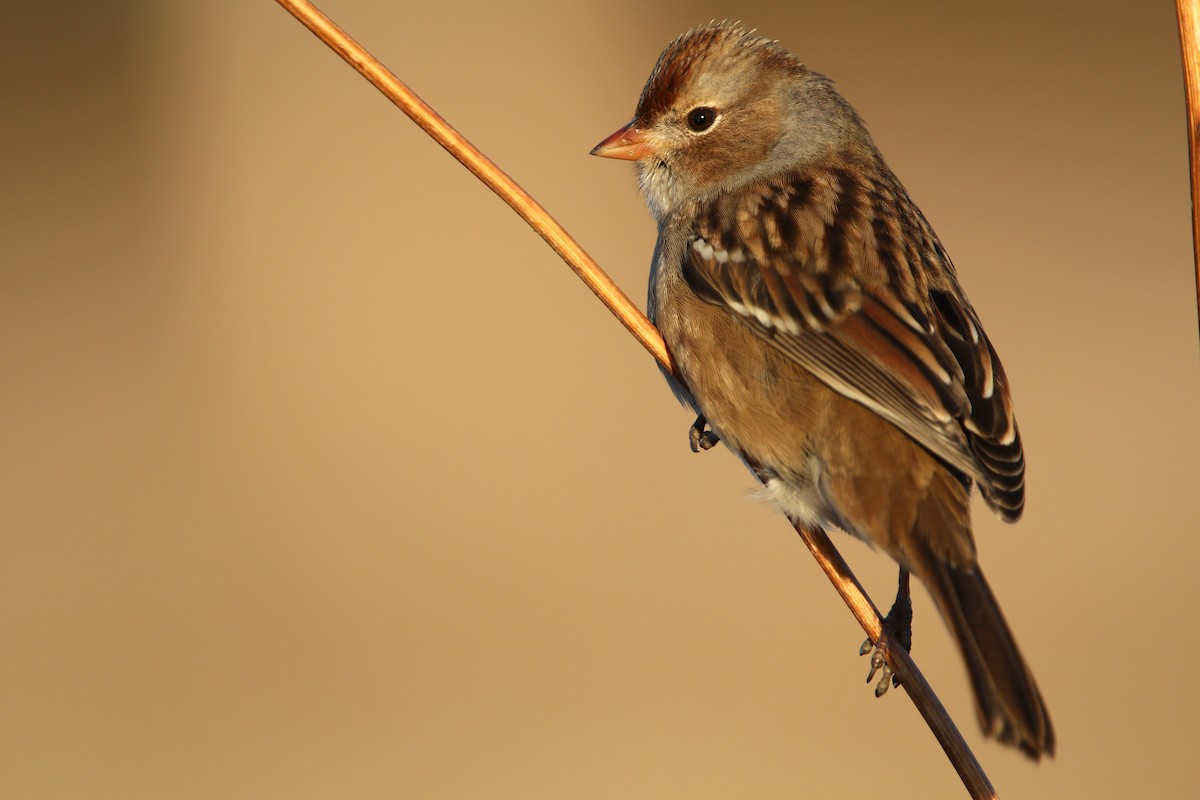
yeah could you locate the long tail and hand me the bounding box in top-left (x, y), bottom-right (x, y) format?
top-left (909, 541), bottom-right (1056, 759)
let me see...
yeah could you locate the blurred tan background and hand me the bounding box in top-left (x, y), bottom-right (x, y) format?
top-left (2, 1), bottom-right (1195, 797)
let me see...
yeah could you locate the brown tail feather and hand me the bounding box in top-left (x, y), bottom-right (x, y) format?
top-left (908, 540), bottom-right (1055, 759)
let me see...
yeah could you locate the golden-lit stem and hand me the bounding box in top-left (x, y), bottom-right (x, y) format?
top-left (272, 0), bottom-right (670, 371)
top-left (1178, 0), bottom-right (1200, 333)
top-left (275, 0), bottom-right (994, 795)
top-left (795, 524), bottom-right (997, 800)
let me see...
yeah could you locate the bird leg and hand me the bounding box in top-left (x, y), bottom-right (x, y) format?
top-left (688, 414), bottom-right (720, 452)
top-left (860, 567), bottom-right (912, 696)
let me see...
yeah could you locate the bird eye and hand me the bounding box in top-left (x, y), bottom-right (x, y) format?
top-left (686, 107), bottom-right (717, 132)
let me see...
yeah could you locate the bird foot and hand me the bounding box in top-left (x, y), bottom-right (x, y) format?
top-left (860, 635), bottom-right (899, 697)
top-left (688, 415), bottom-right (720, 452)
top-left (859, 571), bottom-right (913, 697)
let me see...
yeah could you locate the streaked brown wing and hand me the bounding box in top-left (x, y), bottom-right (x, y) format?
top-left (928, 291), bottom-right (1025, 519)
top-left (682, 170), bottom-right (1025, 520)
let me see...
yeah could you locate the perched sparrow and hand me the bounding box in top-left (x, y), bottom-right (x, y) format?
top-left (592, 22), bottom-right (1053, 758)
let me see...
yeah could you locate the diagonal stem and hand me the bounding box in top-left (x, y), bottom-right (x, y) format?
top-left (273, 0), bottom-right (669, 371)
top-left (274, 1), bottom-right (998, 797)
top-left (794, 523), bottom-right (995, 799)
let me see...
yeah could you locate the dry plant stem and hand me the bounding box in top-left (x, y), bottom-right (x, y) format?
top-left (1178, 0), bottom-right (1200, 332)
top-left (275, 1), bottom-right (995, 796)
top-left (795, 524), bottom-right (996, 800)
top-left (273, 0), bottom-right (668, 370)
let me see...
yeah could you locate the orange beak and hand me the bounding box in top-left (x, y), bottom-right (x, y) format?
top-left (590, 122), bottom-right (655, 161)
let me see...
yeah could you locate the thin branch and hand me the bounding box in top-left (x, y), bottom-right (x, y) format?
top-left (274, 1), bottom-right (996, 797)
top-left (795, 525), bottom-right (995, 799)
top-left (273, 0), bottom-right (668, 370)
top-left (1178, 0), bottom-right (1200, 333)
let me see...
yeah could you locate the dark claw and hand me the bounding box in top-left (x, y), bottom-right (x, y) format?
top-left (864, 641), bottom-right (894, 696)
top-left (860, 568), bottom-right (913, 695)
top-left (688, 415), bottom-right (720, 452)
